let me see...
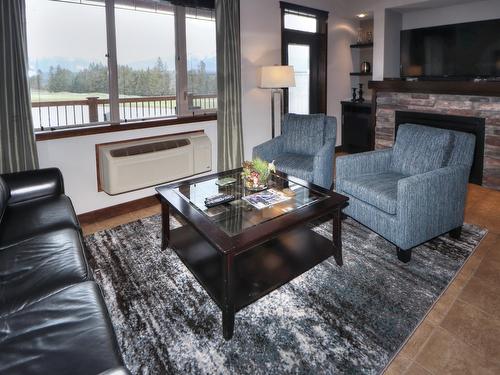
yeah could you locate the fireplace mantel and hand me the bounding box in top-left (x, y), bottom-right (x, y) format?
top-left (368, 80), bottom-right (500, 97)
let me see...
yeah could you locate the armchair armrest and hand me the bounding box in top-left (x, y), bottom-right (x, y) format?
top-left (252, 136), bottom-right (284, 162)
top-left (313, 140), bottom-right (335, 189)
top-left (396, 165), bottom-right (470, 248)
top-left (2, 168), bottom-right (65, 204)
top-left (335, 149), bottom-right (392, 183)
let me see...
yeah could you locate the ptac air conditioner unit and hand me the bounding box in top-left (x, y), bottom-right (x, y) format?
top-left (98, 132), bottom-right (211, 195)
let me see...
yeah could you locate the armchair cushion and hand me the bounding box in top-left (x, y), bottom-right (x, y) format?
top-left (274, 153), bottom-right (314, 182)
top-left (282, 114), bottom-right (325, 156)
top-left (340, 171), bottom-right (408, 215)
top-left (391, 124), bottom-right (452, 176)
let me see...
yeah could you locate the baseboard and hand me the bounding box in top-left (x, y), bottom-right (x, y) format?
top-left (78, 195), bottom-right (160, 225)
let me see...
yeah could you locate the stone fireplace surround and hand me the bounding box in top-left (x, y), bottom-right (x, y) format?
top-left (369, 81), bottom-right (500, 190)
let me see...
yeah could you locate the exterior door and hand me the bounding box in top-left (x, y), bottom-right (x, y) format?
top-left (281, 2), bottom-right (328, 115)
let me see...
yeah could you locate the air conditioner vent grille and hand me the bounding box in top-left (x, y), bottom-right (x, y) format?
top-left (110, 139), bottom-right (190, 158)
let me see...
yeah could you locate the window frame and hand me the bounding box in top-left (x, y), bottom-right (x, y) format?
top-left (28, 0), bottom-right (217, 134)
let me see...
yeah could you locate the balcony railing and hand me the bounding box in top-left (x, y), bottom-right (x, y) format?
top-left (31, 94), bottom-right (217, 130)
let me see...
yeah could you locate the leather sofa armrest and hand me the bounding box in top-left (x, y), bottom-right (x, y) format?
top-left (97, 367), bottom-right (131, 375)
top-left (2, 168), bottom-right (65, 204)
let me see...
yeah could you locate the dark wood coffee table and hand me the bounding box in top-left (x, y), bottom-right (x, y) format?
top-left (156, 169), bottom-right (348, 340)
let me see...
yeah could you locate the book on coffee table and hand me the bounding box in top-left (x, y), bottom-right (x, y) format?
top-left (242, 188), bottom-right (291, 209)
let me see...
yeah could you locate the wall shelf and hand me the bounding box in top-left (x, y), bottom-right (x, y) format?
top-left (350, 72), bottom-right (372, 76)
top-left (350, 42), bottom-right (373, 49)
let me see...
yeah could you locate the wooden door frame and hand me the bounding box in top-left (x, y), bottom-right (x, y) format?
top-left (280, 2), bottom-right (328, 115)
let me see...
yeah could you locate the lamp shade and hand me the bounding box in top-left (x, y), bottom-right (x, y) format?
top-left (259, 66), bottom-right (296, 89)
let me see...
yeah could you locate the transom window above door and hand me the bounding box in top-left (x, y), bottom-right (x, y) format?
top-left (283, 9), bottom-right (318, 33)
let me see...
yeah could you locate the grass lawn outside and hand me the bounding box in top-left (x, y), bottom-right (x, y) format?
top-left (30, 90), bottom-right (162, 102)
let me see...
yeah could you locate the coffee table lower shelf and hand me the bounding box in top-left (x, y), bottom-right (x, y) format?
top-left (169, 223), bottom-right (337, 339)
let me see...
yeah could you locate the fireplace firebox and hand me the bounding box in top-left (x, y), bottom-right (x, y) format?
top-left (395, 111), bottom-right (485, 185)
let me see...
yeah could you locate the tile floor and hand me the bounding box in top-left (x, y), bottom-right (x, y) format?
top-left (81, 184), bottom-right (500, 374)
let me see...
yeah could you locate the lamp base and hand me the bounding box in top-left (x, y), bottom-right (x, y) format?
top-left (271, 89), bottom-right (284, 138)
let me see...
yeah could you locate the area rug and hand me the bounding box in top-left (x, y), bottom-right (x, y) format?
top-left (84, 215), bottom-right (486, 375)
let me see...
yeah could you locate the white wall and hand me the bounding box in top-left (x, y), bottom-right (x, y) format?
top-left (240, 0), bottom-right (360, 159)
top-left (37, 121), bottom-right (217, 214)
top-left (402, 0), bottom-right (500, 29)
top-left (383, 10), bottom-right (402, 78)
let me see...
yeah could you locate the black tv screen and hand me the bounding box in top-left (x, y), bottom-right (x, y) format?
top-left (400, 18), bottom-right (500, 79)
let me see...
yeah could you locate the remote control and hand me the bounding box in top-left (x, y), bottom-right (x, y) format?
top-left (204, 194), bottom-right (235, 208)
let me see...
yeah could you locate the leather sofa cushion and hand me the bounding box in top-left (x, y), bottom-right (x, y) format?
top-left (273, 153), bottom-right (314, 182)
top-left (0, 177), bottom-right (8, 224)
top-left (0, 195), bottom-right (79, 247)
top-left (0, 228), bottom-right (90, 315)
top-left (282, 113), bottom-right (325, 156)
top-left (391, 124), bottom-right (452, 176)
top-left (340, 172), bottom-right (408, 215)
top-left (0, 282), bottom-right (124, 375)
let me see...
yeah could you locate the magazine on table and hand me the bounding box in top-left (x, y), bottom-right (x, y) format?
top-left (242, 188), bottom-right (291, 209)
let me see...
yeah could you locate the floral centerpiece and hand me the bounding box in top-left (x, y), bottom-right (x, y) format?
top-left (241, 158), bottom-right (276, 191)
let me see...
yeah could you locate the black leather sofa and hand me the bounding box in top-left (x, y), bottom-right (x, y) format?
top-left (0, 168), bottom-right (129, 375)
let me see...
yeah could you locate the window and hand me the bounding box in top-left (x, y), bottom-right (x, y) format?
top-left (26, 0), bottom-right (109, 130)
top-left (25, 0), bottom-right (217, 131)
top-left (115, 2), bottom-right (177, 121)
top-left (186, 8), bottom-right (217, 112)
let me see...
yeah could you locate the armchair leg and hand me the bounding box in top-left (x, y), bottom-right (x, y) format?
top-left (449, 226), bottom-right (462, 240)
top-left (396, 247), bottom-right (412, 263)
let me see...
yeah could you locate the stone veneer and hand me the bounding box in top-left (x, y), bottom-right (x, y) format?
top-left (375, 92), bottom-right (500, 190)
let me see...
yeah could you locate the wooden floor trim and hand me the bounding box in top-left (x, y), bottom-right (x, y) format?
top-left (78, 195), bottom-right (160, 225)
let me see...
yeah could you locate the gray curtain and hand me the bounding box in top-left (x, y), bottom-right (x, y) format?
top-left (0, 0), bottom-right (39, 174)
top-left (216, 0), bottom-right (244, 171)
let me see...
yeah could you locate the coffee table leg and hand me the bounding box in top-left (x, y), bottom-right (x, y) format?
top-left (332, 208), bottom-right (343, 266)
top-left (222, 253), bottom-right (235, 340)
top-left (161, 200), bottom-right (170, 250)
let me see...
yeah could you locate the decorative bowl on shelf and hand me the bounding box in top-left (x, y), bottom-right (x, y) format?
top-left (241, 158), bottom-right (276, 191)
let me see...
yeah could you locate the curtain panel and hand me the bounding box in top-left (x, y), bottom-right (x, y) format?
top-left (215, 0), bottom-right (244, 171)
top-left (0, 0), bottom-right (39, 174)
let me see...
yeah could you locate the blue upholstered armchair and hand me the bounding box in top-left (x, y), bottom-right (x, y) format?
top-left (252, 113), bottom-right (337, 189)
top-left (336, 124), bottom-right (475, 263)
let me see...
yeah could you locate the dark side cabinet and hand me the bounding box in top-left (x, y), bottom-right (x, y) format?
top-left (341, 101), bottom-right (373, 154)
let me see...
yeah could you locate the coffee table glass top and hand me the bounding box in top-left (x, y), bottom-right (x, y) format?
top-left (173, 171), bottom-right (329, 236)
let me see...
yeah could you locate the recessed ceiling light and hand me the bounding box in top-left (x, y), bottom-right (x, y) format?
top-left (357, 13), bottom-right (367, 18)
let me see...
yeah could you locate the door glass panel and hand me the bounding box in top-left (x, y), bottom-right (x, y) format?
top-left (287, 44), bottom-right (310, 114)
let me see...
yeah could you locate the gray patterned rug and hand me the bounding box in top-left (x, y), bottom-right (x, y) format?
top-left (84, 215), bottom-right (486, 375)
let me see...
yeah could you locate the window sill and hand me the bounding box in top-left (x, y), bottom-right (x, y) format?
top-left (35, 113), bottom-right (217, 141)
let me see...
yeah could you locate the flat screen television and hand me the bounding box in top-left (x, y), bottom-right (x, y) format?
top-left (400, 18), bottom-right (500, 80)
